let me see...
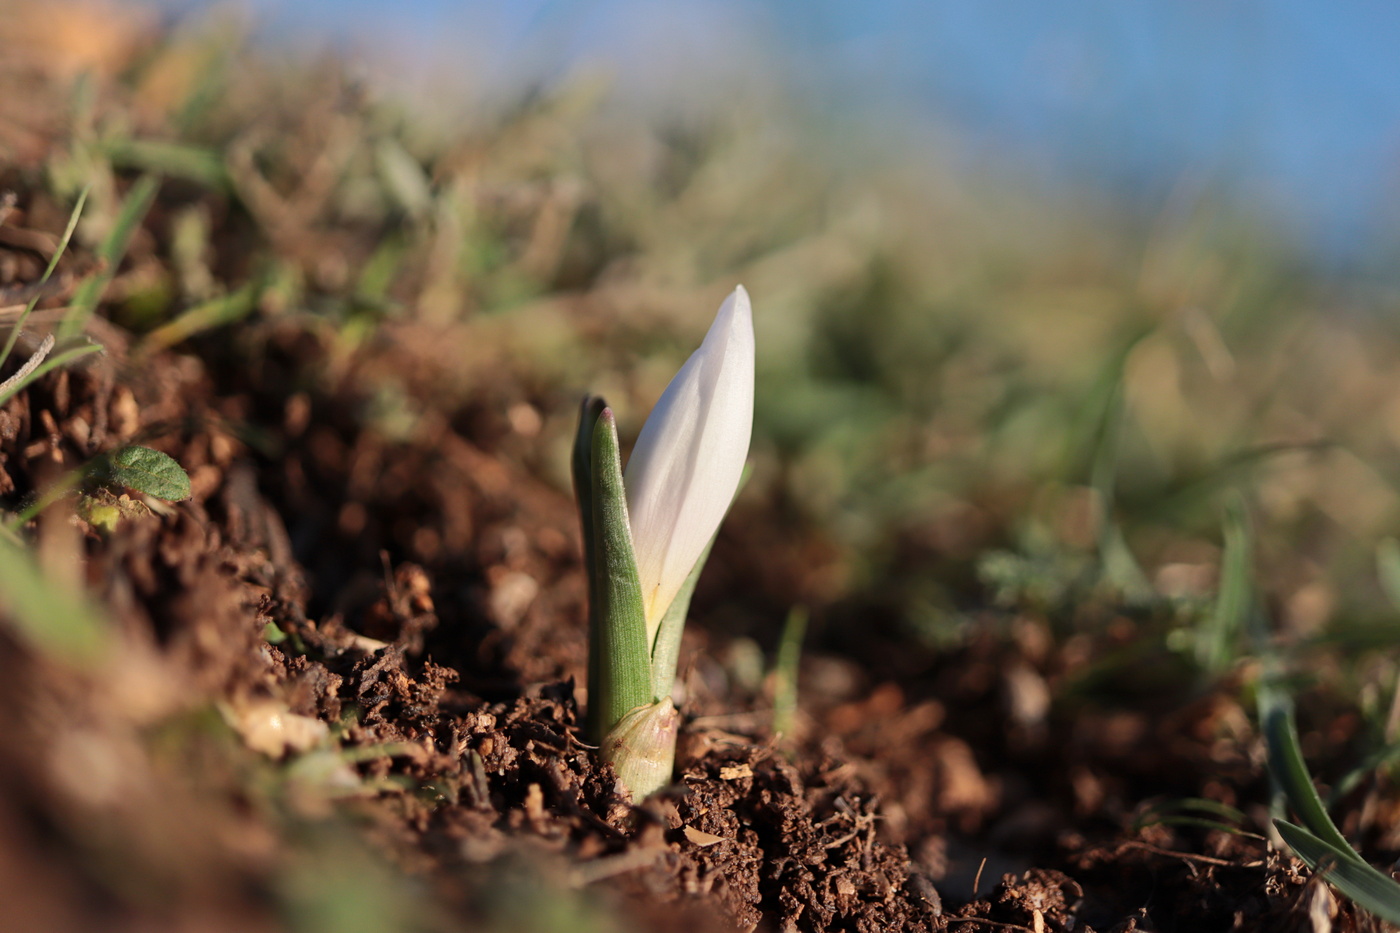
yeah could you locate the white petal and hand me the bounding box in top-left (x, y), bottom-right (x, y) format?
top-left (625, 286), bottom-right (754, 642)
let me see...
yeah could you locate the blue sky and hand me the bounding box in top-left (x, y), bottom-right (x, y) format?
top-left (180, 0), bottom-right (1400, 263)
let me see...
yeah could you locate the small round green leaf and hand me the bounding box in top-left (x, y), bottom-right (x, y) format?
top-left (104, 446), bottom-right (191, 501)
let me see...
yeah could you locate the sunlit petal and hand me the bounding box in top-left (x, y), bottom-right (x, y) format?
top-left (625, 286), bottom-right (754, 642)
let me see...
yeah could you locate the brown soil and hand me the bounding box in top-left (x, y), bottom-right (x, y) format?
top-left (0, 132), bottom-right (1393, 933)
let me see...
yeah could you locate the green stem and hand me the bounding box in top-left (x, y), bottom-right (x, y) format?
top-left (585, 407), bottom-right (653, 744)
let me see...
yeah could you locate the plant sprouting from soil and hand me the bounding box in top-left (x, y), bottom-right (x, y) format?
top-left (8, 444), bottom-right (191, 534)
top-left (573, 286), bottom-right (754, 799)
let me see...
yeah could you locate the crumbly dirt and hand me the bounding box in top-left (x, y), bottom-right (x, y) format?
top-left (0, 181), bottom-right (1396, 933)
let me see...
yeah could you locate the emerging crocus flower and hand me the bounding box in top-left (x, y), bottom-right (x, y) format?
top-left (624, 286), bottom-right (754, 644)
top-left (573, 285), bottom-right (754, 798)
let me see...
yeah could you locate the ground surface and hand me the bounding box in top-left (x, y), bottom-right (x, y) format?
top-left (0, 209), bottom-right (1380, 933)
top-left (2, 6), bottom-right (1400, 931)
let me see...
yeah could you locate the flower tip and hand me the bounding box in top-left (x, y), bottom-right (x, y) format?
top-left (723, 284), bottom-right (752, 325)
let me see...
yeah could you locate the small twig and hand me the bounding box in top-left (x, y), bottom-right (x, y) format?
top-left (823, 828), bottom-right (861, 849)
top-left (0, 332), bottom-right (53, 396)
top-left (0, 223), bottom-right (58, 261)
top-left (948, 919), bottom-right (1038, 932)
top-left (688, 710), bottom-right (772, 728)
top-left (972, 856), bottom-right (988, 897)
top-left (0, 279), bottom-right (73, 313)
top-left (567, 846), bottom-right (665, 887)
top-left (1118, 839), bottom-right (1265, 868)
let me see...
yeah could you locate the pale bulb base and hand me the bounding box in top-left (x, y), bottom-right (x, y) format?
top-left (600, 697), bottom-right (679, 801)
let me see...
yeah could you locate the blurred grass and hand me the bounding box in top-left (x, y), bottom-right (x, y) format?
top-left (0, 534), bottom-right (111, 664)
top-left (6, 2), bottom-right (1400, 663)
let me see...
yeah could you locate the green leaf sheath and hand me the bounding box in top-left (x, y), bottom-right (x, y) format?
top-left (573, 397), bottom-right (606, 574)
top-left (573, 396), bottom-right (606, 741)
top-left (600, 698), bottom-right (678, 800)
top-left (587, 408), bottom-right (653, 743)
top-left (649, 464), bottom-right (749, 701)
top-left (649, 534), bottom-right (715, 701)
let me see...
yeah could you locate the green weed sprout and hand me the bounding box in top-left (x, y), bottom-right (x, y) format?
top-left (573, 286), bottom-right (754, 800)
top-left (1262, 682), bottom-right (1400, 925)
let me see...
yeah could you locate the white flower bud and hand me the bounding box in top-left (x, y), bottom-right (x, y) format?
top-left (625, 286), bottom-right (754, 644)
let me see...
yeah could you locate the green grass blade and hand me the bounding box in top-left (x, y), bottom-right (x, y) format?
top-left (1375, 538), bottom-right (1400, 749)
top-left (6, 466), bottom-right (86, 531)
top-left (0, 538), bottom-right (110, 665)
top-left (1088, 379), bottom-right (1123, 552)
top-left (1078, 339), bottom-right (1151, 598)
top-left (100, 138), bottom-right (230, 190)
top-left (61, 175), bottom-right (160, 340)
top-left (1135, 796), bottom-right (1248, 826)
top-left (1377, 538), bottom-right (1400, 612)
top-left (137, 277), bottom-right (262, 354)
top-left (771, 605), bottom-right (808, 738)
top-left (0, 185), bottom-right (89, 371)
top-left (1258, 681), bottom-right (1355, 855)
top-left (1261, 682), bottom-right (1400, 926)
top-left (374, 138), bottom-right (433, 219)
top-left (1134, 440), bottom-right (1333, 525)
top-left (1274, 820), bottom-right (1400, 925)
top-left (1329, 741), bottom-right (1400, 806)
top-left (1132, 797), bottom-right (1262, 838)
top-left (1060, 329), bottom-right (1148, 483)
top-left (586, 407), bottom-right (652, 744)
top-left (1197, 494), bottom-right (1251, 674)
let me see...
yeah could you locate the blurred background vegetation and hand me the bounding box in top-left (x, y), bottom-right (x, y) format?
top-left (8, 0), bottom-right (1400, 665)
